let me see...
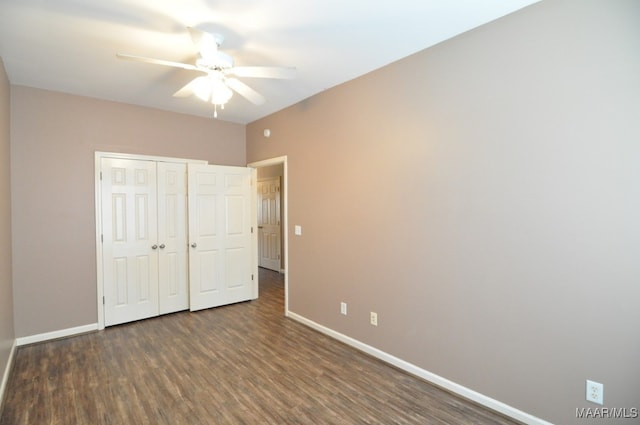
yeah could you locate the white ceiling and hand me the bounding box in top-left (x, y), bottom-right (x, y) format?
top-left (0, 0), bottom-right (540, 124)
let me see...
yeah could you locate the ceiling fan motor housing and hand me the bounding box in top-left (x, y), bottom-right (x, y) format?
top-left (196, 51), bottom-right (234, 70)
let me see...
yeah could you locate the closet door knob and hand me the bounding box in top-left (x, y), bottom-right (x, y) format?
top-left (191, 242), bottom-right (197, 248)
top-left (159, 244), bottom-right (166, 249)
top-left (151, 244), bottom-right (158, 250)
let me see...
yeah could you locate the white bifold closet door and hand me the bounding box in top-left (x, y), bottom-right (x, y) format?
top-left (157, 161), bottom-right (189, 315)
top-left (101, 158), bottom-right (189, 326)
top-left (102, 158), bottom-right (162, 326)
top-left (101, 158), bottom-right (256, 327)
top-left (188, 164), bottom-right (257, 311)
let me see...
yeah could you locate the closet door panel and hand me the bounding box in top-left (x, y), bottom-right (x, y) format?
top-left (188, 164), bottom-right (257, 311)
top-left (102, 158), bottom-right (159, 326)
top-left (157, 162), bottom-right (189, 314)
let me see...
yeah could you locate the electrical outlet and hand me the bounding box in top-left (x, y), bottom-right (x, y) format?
top-left (370, 311), bottom-right (378, 326)
top-left (586, 380), bottom-right (603, 405)
top-left (340, 302), bottom-right (347, 315)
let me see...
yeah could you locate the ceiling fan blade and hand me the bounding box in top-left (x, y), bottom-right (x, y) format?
top-left (173, 76), bottom-right (213, 101)
top-left (173, 77), bottom-right (198, 98)
top-left (187, 27), bottom-right (220, 62)
top-left (116, 53), bottom-right (202, 72)
top-left (229, 66), bottom-right (296, 79)
top-left (225, 78), bottom-right (265, 105)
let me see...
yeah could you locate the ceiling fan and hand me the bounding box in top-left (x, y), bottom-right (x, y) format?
top-left (117, 27), bottom-right (296, 117)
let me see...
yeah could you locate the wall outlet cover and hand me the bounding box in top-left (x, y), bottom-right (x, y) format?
top-left (586, 380), bottom-right (603, 405)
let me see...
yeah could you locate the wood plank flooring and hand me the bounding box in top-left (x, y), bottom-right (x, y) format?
top-left (1, 269), bottom-right (520, 424)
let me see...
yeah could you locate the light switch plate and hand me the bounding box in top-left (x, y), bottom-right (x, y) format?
top-left (294, 225), bottom-right (302, 236)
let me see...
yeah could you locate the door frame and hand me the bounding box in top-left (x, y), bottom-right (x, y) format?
top-left (247, 156), bottom-right (289, 316)
top-left (94, 151), bottom-right (207, 330)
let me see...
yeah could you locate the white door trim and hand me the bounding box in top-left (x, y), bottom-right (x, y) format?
top-left (94, 151), bottom-right (207, 330)
top-left (247, 156), bottom-right (289, 317)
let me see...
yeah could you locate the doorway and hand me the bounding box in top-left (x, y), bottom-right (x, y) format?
top-left (248, 156), bottom-right (289, 316)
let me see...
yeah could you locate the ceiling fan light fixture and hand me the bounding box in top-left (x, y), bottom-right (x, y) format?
top-left (210, 79), bottom-right (233, 105)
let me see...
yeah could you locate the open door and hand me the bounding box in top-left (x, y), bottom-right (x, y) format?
top-left (188, 164), bottom-right (258, 311)
top-left (257, 177), bottom-right (282, 271)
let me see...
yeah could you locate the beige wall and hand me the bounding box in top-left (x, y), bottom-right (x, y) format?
top-left (0, 59), bottom-right (15, 402)
top-left (10, 86), bottom-right (246, 337)
top-left (247, 1), bottom-right (640, 424)
top-left (257, 164), bottom-right (283, 180)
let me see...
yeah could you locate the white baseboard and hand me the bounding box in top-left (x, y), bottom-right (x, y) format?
top-left (287, 311), bottom-right (552, 425)
top-left (0, 339), bottom-right (17, 409)
top-left (16, 323), bottom-right (98, 347)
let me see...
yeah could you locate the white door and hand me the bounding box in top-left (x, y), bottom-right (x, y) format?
top-left (102, 158), bottom-right (159, 326)
top-left (157, 162), bottom-right (189, 314)
top-left (257, 178), bottom-right (281, 271)
top-left (188, 164), bottom-right (257, 311)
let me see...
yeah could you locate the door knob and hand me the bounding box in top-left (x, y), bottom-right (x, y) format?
top-left (191, 242), bottom-right (197, 248)
top-left (151, 244), bottom-right (158, 250)
top-left (159, 244), bottom-right (165, 249)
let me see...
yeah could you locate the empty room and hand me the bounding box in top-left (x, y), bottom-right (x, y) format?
top-left (1, 1), bottom-right (639, 424)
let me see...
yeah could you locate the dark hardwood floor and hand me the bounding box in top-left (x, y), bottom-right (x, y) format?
top-left (1, 269), bottom-right (519, 424)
